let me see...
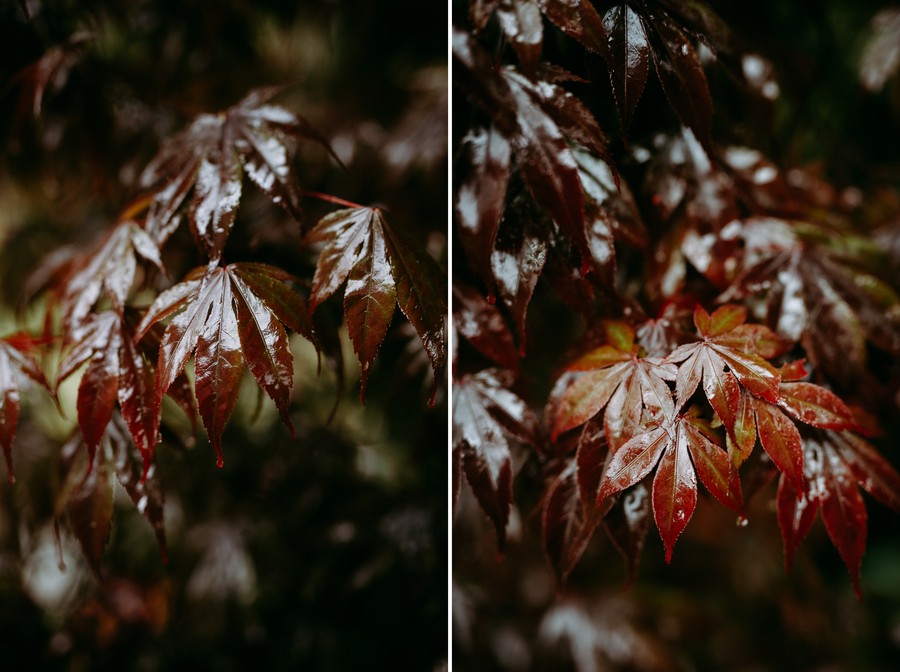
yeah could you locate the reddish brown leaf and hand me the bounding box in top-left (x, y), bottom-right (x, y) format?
top-left (137, 263), bottom-right (312, 464)
top-left (140, 88), bottom-right (333, 252)
top-left (453, 285), bottom-right (519, 370)
top-left (306, 207), bottom-right (446, 396)
top-left (779, 382), bottom-right (855, 431)
top-left (603, 4), bottom-right (650, 134)
top-left (645, 9), bottom-right (713, 149)
top-left (729, 390), bottom-right (756, 467)
top-left (58, 222), bottom-right (164, 335)
top-left (56, 434), bottom-right (115, 578)
top-left (490, 191), bottom-right (550, 347)
top-left (776, 472), bottom-right (818, 572)
top-left (652, 423), bottom-right (697, 563)
top-left (453, 369), bottom-right (538, 550)
top-left (453, 29), bottom-right (591, 260)
top-left (830, 432), bottom-right (900, 511)
top-left (753, 397), bottom-right (804, 490)
top-left (107, 415), bottom-right (167, 560)
top-left (543, 420), bottom-right (612, 585)
top-left (455, 127), bottom-right (511, 288)
top-left (817, 443), bottom-right (867, 597)
top-left (541, 0), bottom-right (611, 59)
top-left (683, 419), bottom-right (742, 513)
top-left (0, 334), bottom-right (50, 481)
top-left (597, 425), bottom-right (669, 504)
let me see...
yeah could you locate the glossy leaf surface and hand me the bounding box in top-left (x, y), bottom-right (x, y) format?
top-left (137, 263), bottom-right (313, 464)
top-left (453, 369), bottom-right (538, 550)
top-left (305, 207), bottom-right (446, 396)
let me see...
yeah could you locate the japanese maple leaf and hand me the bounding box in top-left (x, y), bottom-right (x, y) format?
top-left (666, 305), bottom-right (786, 440)
top-left (304, 206), bottom-right (446, 398)
top-left (598, 2), bottom-right (715, 146)
top-left (552, 321), bottom-right (677, 452)
top-left (58, 220), bottom-right (164, 335)
top-left (470, 0), bottom-right (611, 66)
top-left (452, 284), bottom-right (519, 371)
top-left (453, 28), bottom-right (608, 263)
top-left (595, 407), bottom-right (743, 562)
top-left (542, 418), bottom-right (616, 585)
top-left (55, 413), bottom-right (168, 575)
top-left (729, 359), bottom-right (858, 487)
top-left (139, 87), bottom-right (334, 257)
top-left (0, 333), bottom-right (51, 481)
top-left (731, 242), bottom-right (900, 385)
top-left (56, 311), bottom-right (192, 474)
top-left (453, 369), bottom-right (538, 550)
top-left (135, 263), bottom-right (315, 465)
top-left (777, 429), bottom-right (900, 597)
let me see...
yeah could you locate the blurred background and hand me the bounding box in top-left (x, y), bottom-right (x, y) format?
top-left (452, 0), bottom-right (900, 670)
top-left (0, 1), bottom-right (447, 669)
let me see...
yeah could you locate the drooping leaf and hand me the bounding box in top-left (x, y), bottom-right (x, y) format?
top-left (602, 480), bottom-right (652, 584)
top-left (453, 29), bottom-right (592, 260)
top-left (752, 396), bottom-right (804, 490)
top-left (602, 4), bottom-right (650, 135)
top-left (540, 0), bottom-right (610, 58)
top-left (0, 333), bottom-right (50, 482)
top-left (453, 369), bottom-right (538, 550)
top-left (491, 190), bottom-right (550, 347)
top-left (542, 419), bottom-right (613, 585)
top-left (453, 284), bottom-right (519, 370)
top-left (106, 414), bottom-right (168, 561)
top-left (58, 312), bottom-right (161, 470)
top-left (777, 429), bottom-right (900, 595)
top-left (55, 433), bottom-right (115, 578)
top-left (644, 8), bottom-right (713, 150)
top-left (305, 206), bottom-right (446, 397)
top-left (136, 263), bottom-right (314, 465)
top-left (595, 410), bottom-right (742, 561)
top-left (57, 221), bottom-right (164, 336)
top-left (139, 87), bottom-right (334, 254)
top-left (455, 127), bottom-right (511, 288)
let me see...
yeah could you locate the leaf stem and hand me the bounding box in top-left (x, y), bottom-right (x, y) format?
top-left (300, 190), bottom-right (365, 209)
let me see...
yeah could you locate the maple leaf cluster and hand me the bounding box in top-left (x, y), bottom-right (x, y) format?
top-left (2, 81), bottom-right (445, 569)
top-left (452, 0), bottom-right (900, 598)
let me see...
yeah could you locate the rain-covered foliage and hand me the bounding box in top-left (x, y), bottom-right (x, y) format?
top-left (452, 0), bottom-right (900, 669)
top-left (0, 1), bottom-right (446, 669)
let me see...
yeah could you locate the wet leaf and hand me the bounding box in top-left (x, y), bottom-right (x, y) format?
top-left (596, 411), bottom-right (742, 562)
top-left (453, 285), bottom-right (519, 370)
top-left (456, 127), bottom-right (511, 288)
top-left (777, 429), bottom-right (900, 595)
top-left (540, 0), bottom-right (610, 58)
top-left (139, 88), bottom-right (333, 254)
top-left (55, 434), bottom-right (115, 578)
top-left (645, 8), bottom-right (713, 149)
top-left (551, 321), bottom-right (677, 450)
top-left (602, 4), bottom-right (650, 135)
top-left (305, 207), bottom-right (446, 397)
top-left (491, 191), bottom-right (550, 347)
top-left (453, 369), bottom-right (538, 550)
top-left (0, 333), bottom-right (50, 481)
top-left (542, 420), bottom-right (613, 585)
top-left (56, 221), bottom-right (164, 336)
top-left (136, 263), bottom-right (313, 464)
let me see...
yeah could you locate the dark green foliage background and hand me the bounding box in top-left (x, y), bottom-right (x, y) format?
top-left (0, 1), bottom-right (447, 669)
